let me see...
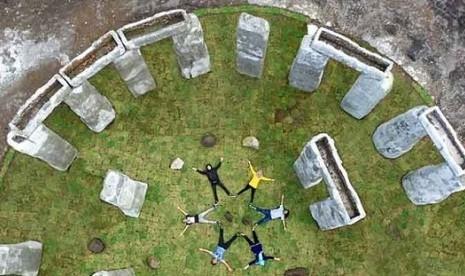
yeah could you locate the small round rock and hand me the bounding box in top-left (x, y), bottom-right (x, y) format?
top-left (147, 256), bottom-right (160, 269)
top-left (87, 238), bottom-right (105, 254)
top-left (201, 133), bottom-right (217, 148)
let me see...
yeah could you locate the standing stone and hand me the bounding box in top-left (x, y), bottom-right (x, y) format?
top-left (92, 268), bottom-right (135, 276)
top-left (87, 238), bottom-right (105, 253)
top-left (7, 124), bottom-right (77, 171)
top-left (289, 29), bottom-right (329, 92)
top-left (340, 72), bottom-right (394, 119)
top-left (64, 80), bottom-right (115, 133)
top-left (373, 105), bottom-right (428, 158)
top-left (402, 162), bottom-right (465, 205)
top-left (0, 241), bottom-right (42, 276)
top-left (293, 141), bottom-right (323, 189)
top-left (236, 13), bottom-right (270, 78)
top-left (113, 49), bottom-right (156, 97)
top-left (242, 136), bottom-right (260, 150)
top-left (100, 170), bottom-right (148, 218)
top-left (172, 14), bottom-right (211, 79)
top-left (170, 157), bottom-right (184, 170)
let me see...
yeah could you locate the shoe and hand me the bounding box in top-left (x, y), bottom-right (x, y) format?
top-left (229, 193), bottom-right (237, 198)
top-left (252, 224), bottom-right (258, 231)
top-left (237, 232), bottom-right (246, 237)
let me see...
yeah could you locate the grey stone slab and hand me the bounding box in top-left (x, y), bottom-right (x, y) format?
top-left (293, 140), bottom-right (323, 189)
top-left (172, 13), bottom-right (211, 79)
top-left (289, 35), bottom-right (329, 92)
top-left (310, 198), bottom-right (349, 230)
top-left (0, 241), bottom-right (42, 276)
top-left (100, 170), bottom-right (148, 218)
top-left (373, 105), bottom-right (428, 159)
top-left (402, 162), bottom-right (465, 205)
top-left (113, 49), bottom-right (156, 97)
top-left (340, 72), bottom-right (393, 119)
top-left (236, 13), bottom-right (270, 78)
top-left (64, 80), bottom-right (115, 133)
top-left (92, 268), bottom-right (135, 276)
top-left (7, 124), bottom-right (77, 171)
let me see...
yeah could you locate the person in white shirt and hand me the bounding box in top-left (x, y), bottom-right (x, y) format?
top-left (177, 205), bottom-right (218, 236)
top-left (249, 194), bottom-right (289, 230)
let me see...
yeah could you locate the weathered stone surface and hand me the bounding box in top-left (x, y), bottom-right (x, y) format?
top-left (7, 124), bottom-right (77, 171)
top-left (340, 72), bottom-right (393, 119)
top-left (284, 267), bottom-right (310, 276)
top-left (293, 141), bottom-right (323, 189)
top-left (87, 238), bottom-right (105, 253)
top-left (64, 80), bottom-right (115, 133)
top-left (113, 49), bottom-right (156, 97)
top-left (236, 13), bottom-right (270, 78)
top-left (289, 33), bottom-right (328, 92)
top-left (92, 268), bottom-right (135, 276)
top-left (147, 256), bottom-right (160, 269)
top-left (170, 157), bottom-right (184, 170)
top-left (242, 136), bottom-right (260, 150)
top-left (402, 162), bottom-right (465, 205)
top-left (0, 241), bottom-right (42, 276)
top-left (100, 170), bottom-right (148, 218)
top-left (373, 106), bottom-right (428, 159)
top-left (201, 133), bottom-right (217, 147)
top-left (172, 13), bottom-right (211, 79)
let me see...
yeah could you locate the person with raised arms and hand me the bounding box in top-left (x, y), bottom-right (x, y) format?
top-left (249, 194), bottom-right (289, 230)
top-left (177, 205), bottom-right (218, 236)
top-left (239, 230), bottom-right (281, 270)
top-left (199, 226), bottom-right (240, 272)
top-left (237, 160), bottom-right (275, 203)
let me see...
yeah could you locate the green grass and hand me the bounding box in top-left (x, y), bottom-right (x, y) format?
top-left (1, 6), bottom-right (461, 276)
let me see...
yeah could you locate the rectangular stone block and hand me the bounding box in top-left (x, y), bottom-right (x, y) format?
top-left (289, 34), bottom-right (329, 92)
top-left (0, 241), bottom-right (42, 276)
top-left (113, 49), bottom-right (156, 97)
top-left (92, 268), bottom-right (135, 276)
top-left (172, 13), bottom-right (211, 79)
top-left (340, 72), bottom-right (393, 119)
top-left (236, 13), bottom-right (270, 78)
top-left (64, 80), bottom-right (115, 133)
top-left (59, 31), bottom-right (125, 87)
top-left (7, 124), bottom-right (77, 171)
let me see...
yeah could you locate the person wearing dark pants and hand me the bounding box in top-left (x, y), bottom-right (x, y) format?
top-left (199, 226), bottom-right (239, 272)
top-left (237, 160), bottom-right (275, 203)
top-left (239, 230), bottom-right (280, 269)
top-left (249, 194), bottom-right (289, 230)
top-left (193, 157), bottom-right (235, 204)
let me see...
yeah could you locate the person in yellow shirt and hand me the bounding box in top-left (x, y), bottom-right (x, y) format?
top-left (237, 160), bottom-right (275, 203)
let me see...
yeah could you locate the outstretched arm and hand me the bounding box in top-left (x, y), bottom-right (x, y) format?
top-left (193, 167), bottom-right (206, 174)
top-left (221, 260), bottom-right (233, 272)
top-left (265, 255), bottom-right (280, 261)
top-left (282, 219), bottom-right (287, 231)
top-left (247, 160), bottom-right (256, 174)
top-left (244, 259), bottom-right (256, 270)
top-left (261, 176), bottom-right (275, 181)
top-left (199, 248), bottom-right (214, 256)
top-left (177, 206), bottom-right (188, 216)
top-left (281, 194), bottom-right (284, 205)
top-left (214, 157), bottom-right (224, 170)
top-left (179, 225), bottom-right (189, 236)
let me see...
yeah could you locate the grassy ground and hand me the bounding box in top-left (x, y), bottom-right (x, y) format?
top-left (1, 6), bottom-right (463, 276)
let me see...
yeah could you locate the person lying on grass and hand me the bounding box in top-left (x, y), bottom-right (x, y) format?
top-left (199, 225), bottom-right (239, 272)
top-left (193, 157), bottom-right (235, 205)
top-left (249, 194), bottom-right (289, 230)
top-left (177, 205), bottom-right (218, 236)
top-left (237, 160), bottom-right (275, 203)
top-left (239, 230), bottom-right (280, 269)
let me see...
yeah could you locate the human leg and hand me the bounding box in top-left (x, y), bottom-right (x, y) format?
top-left (237, 184), bottom-right (251, 196)
top-left (218, 227), bottom-right (225, 245)
top-left (250, 187), bottom-right (256, 203)
top-left (222, 234), bottom-right (238, 249)
top-left (252, 230), bottom-right (260, 244)
top-left (241, 234), bottom-right (255, 246)
top-left (211, 184), bottom-right (219, 203)
top-left (217, 181), bottom-right (232, 195)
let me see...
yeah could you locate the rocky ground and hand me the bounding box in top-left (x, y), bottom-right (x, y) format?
top-left (0, 0), bottom-right (463, 162)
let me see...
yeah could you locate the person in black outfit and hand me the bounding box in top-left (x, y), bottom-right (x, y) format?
top-left (239, 230), bottom-right (280, 269)
top-left (193, 157), bottom-right (235, 204)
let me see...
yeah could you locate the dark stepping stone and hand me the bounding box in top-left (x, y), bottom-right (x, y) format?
top-left (224, 211), bottom-right (233, 222)
top-left (201, 133), bottom-right (217, 147)
top-left (284, 267), bottom-right (309, 276)
top-left (147, 256), bottom-right (160, 269)
top-left (242, 217), bottom-right (253, 226)
top-left (87, 238), bottom-right (105, 253)
top-left (274, 109), bottom-right (287, 123)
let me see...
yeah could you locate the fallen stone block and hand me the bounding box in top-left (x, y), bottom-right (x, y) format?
top-left (340, 71), bottom-right (393, 119)
top-left (295, 133), bottom-right (366, 230)
top-left (0, 241), bottom-right (43, 276)
top-left (289, 26), bottom-right (328, 92)
top-left (64, 80), bottom-right (115, 133)
top-left (373, 105), bottom-right (428, 159)
top-left (100, 170), bottom-right (148, 218)
top-left (402, 162), bottom-right (465, 205)
top-left (172, 13), bottom-right (211, 79)
top-left (113, 49), bottom-right (156, 97)
top-left (92, 268), bottom-right (135, 276)
top-left (7, 124), bottom-right (77, 171)
top-left (236, 13), bottom-right (270, 78)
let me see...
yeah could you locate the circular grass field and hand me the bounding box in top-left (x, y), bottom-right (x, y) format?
top-left (1, 6), bottom-right (463, 275)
